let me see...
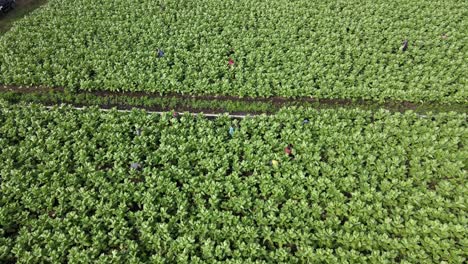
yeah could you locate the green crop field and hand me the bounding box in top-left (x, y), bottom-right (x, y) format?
top-left (0, 101), bottom-right (466, 263)
top-left (0, 0), bottom-right (467, 262)
top-left (0, 0), bottom-right (467, 102)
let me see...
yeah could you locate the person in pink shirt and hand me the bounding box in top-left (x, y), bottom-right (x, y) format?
top-left (284, 144), bottom-right (295, 160)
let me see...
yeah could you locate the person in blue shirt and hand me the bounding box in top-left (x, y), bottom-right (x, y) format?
top-left (157, 49), bottom-right (164, 58)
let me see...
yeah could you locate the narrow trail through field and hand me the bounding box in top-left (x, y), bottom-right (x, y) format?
top-left (1, 85), bottom-right (466, 116)
top-left (60, 106), bottom-right (432, 119)
top-left (43, 105), bottom-right (249, 119)
top-left (0, 87), bottom-right (442, 119)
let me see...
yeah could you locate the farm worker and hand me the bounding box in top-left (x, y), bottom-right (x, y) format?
top-left (157, 49), bottom-right (165, 58)
top-left (130, 163), bottom-right (141, 170)
top-left (271, 160), bottom-right (279, 167)
top-left (135, 127), bottom-right (142, 136)
top-left (228, 58), bottom-right (235, 66)
top-left (229, 126), bottom-right (235, 137)
top-left (270, 160), bottom-right (279, 168)
top-left (401, 40), bottom-right (408, 52)
top-left (284, 144), bottom-right (295, 159)
top-left (303, 119), bottom-right (309, 125)
top-left (284, 144), bottom-right (293, 155)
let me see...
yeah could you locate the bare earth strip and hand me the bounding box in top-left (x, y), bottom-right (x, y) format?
top-left (1, 85), bottom-right (466, 115)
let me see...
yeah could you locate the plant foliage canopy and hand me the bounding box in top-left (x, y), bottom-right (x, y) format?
top-left (0, 0), bottom-right (467, 102)
top-left (0, 101), bottom-right (466, 263)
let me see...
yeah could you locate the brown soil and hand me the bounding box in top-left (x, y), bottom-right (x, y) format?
top-left (1, 85), bottom-right (466, 115)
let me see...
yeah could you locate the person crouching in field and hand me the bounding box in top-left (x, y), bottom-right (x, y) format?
top-left (284, 144), bottom-right (295, 160)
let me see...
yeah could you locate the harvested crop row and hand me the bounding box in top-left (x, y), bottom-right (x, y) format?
top-left (0, 0), bottom-right (467, 102)
top-left (0, 101), bottom-right (466, 263)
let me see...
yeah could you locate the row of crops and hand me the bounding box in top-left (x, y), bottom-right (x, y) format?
top-left (0, 101), bottom-right (466, 263)
top-left (1, 0), bottom-right (467, 102)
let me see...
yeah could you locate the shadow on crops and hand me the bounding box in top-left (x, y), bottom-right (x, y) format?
top-left (0, 0), bottom-right (48, 34)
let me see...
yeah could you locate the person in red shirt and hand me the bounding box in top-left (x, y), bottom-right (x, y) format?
top-left (284, 144), bottom-right (295, 160)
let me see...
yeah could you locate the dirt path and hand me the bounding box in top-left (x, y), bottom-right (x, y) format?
top-left (1, 2), bottom-right (465, 114)
top-left (1, 85), bottom-right (466, 115)
top-left (43, 105), bottom-right (249, 119)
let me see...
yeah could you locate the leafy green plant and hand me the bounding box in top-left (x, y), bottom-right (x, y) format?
top-left (0, 0), bottom-right (466, 102)
top-left (0, 101), bottom-right (466, 263)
